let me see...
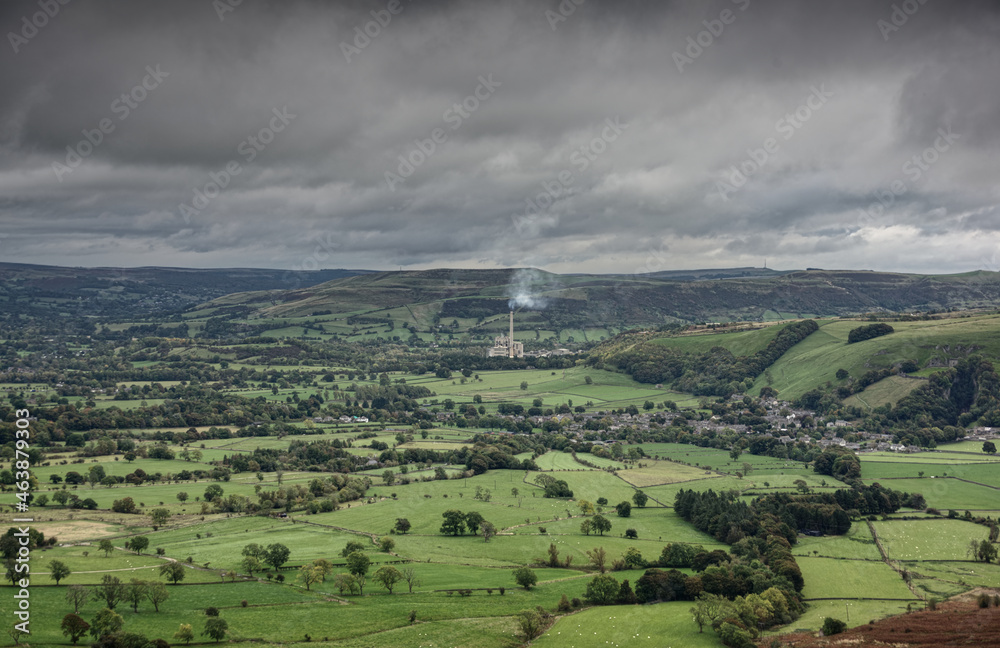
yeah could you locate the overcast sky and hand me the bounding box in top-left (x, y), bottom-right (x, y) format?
top-left (1, 0), bottom-right (998, 274)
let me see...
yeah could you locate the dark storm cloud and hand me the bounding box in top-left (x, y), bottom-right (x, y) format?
top-left (0, 0), bottom-right (998, 273)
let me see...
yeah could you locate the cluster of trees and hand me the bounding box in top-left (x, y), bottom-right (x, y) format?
top-left (890, 356), bottom-right (1000, 429)
top-left (439, 510), bottom-right (497, 541)
top-left (579, 515), bottom-right (613, 536)
top-left (690, 589), bottom-right (799, 648)
top-left (812, 447), bottom-right (862, 480)
top-left (674, 489), bottom-right (805, 602)
top-left (240, 543), bottom-right (292, 572)
top-left (674, 489), bottom-right (797, 545)
top-left (677, 482), bottom-right (914, 545)
top-left (533, 473), bottom-right (573, 498)
top-left (61, 611), bottom-right (227, 646)
top-left (847, 322), bottom-right (894, 344)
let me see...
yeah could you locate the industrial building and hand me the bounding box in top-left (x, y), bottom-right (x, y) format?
top-left (487, 311), bottom-right (524, 358)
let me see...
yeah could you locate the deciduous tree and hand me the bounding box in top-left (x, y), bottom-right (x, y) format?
top-left (92, 575), bottom-right (125, 610)
top-left (61, 614), bottom-right (89, 644)
top-left (373, 565), bottom-right (403, 594)
top-left (173, 624), bottom-right (194, 645)
top-left (49, 559), bottom-right (71, 585)
top-left (98, 539), bottom-right (115, 558)
top-left (481, 520), bottom-right (497, 543)
top-left (125, 579), bottom-right (147, 612)
top-left (66, 585), bottom-right (89, 613)
top-left (145, 582), bottom-right (169, 612)
top-left (89, 608), bottom-right (124, 639)
top-left (264, 543), bottom-right (290, 571)
top-left (159, 562), bottom-right (186, 585)
top-left (585, 573), bottom-right (620, 605)
top-left (203, 617), bottom-right (228, 643)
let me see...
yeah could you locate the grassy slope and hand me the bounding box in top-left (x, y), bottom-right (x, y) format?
top-left (648, 323), bottom-right (785, 356)
top-left (753, 314), bottom-right (1000, 401)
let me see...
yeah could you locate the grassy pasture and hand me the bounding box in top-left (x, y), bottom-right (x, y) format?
top-left (798, 557), bottom-right (916, 600)
top-left (902, 560), bottom-right (1000, 596)
top-left (323, 616), bottom-right (520, 648)
top-left (791, 524), bottom-right (883, 560)
top-left (843, 374), bottom-right (927, 410)
top-left (775, 598), bottom-right (914, 633)
top-left (533, 451), bottom-right (589, 471)
top-left (650, 323), bottom-right (784, 357)
top-left (863, 477), bottom-right (1000, 511)
top-left (873, 519), bottom-right (993, 561)
top-left (537, 509), bottom-right (727, 549)
top-left (616, 461), bottom-right (714, 488)
top-left (532, 602), bottom-right (721, 648)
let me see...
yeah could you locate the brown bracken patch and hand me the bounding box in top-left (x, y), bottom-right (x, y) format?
top-left (761, 589), bottom-right (1000, 648)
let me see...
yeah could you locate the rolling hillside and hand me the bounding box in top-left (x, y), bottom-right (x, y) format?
top-left (589, 311), bottom-right (1000, 406)
top-left (200, 267), bottom-right (1000, 329)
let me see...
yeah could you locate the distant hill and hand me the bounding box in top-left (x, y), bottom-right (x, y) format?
top-left (5, 262), bottom-right (1000, 340)
top-left (209, 267), bottom-right (1000, 326)
top-left (0, 262), bottom-right (371, 332)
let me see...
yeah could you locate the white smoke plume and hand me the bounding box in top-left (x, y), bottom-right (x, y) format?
top-left (507, 268), bottom-right (554, 310)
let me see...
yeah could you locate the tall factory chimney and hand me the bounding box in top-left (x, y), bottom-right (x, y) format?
top-left (507, 311), bottom-right (514, 358)
top-left (509, 310), bottom-right (515, 358)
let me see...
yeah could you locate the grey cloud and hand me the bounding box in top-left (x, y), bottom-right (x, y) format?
top-left (0, 0), bottom-right (998, 273)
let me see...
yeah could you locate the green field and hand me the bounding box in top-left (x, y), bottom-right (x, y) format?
top-left (792, 523), bottom-right (883, 560)
top-left (873, 519), bottom-right (993, 561)
top-left (650, 324), bottom-right (785, 357)
top-left (844, 375), bottom-right (927, 410)
top-left (862, 477), bottom-right (1000, 511)
top-left (798, 557), bottom-right (916, 599)
top-left (532, 602), bottom-right (720, 648)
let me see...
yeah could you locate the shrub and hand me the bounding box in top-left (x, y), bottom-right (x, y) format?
top-left (978, 593), bottom-right (991, 608)
top-left (513, 567), bottom-right (538, 590)
top-left (409, 610), bottom-right (417, 624)
top-left (241, 600), bottom-right (248, 608)
top-left (498, 587), bottom-right (505, 596)
top-left (557, 594), bottom-right (572, 612)
top-left (822, 617), bottom-right (846, 636)
top-left (205, 607), bottom-right (220, 616)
